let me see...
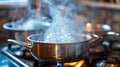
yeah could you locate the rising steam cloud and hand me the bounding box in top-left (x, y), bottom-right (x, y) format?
top-left (11, 0), bottom-right (92, 43)
top-left (43, 0), bottom-right (90, 43)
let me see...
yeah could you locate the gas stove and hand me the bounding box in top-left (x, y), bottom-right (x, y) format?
top-left (1, 46), bottom-right (34, 67)
top-left (1, 44), bottom-right (119, 67)
top-left (1, 46), bottom-right (91, 67)
top-left (1, 32), bottom-right (120, 67)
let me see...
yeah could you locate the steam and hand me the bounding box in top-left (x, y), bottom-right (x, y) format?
top-left (10, 0), bottom-right (93, 43)
top-left (43, 18), bottom-right (88, 43)
top-left (11, 0), bottom-right (49, 30)
top-left (43, 0), bottom-right (89, 43)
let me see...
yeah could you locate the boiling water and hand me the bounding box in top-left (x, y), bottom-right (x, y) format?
top-left (43, 17), bottom-right (88, 43)
top-left (44, 33), bottom-right (84, 43)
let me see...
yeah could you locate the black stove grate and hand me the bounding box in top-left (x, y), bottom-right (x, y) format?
top-left (1, 46), bottom-right (34, 67)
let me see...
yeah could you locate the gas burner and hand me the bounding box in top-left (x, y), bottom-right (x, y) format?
top-left (96, 50), bottom-right (120, 67)
top-left (7, 44), bottom-right (33, 60)
top-left (34, 60), bottom-right (63, 67)
top-left (1, 46), bottom-right (89, 67)
top-left (96, 60), bottom-right (120, 67)
top-left (1, 46), bottom-right (34, 67)
top-left (88, 45), bottom-right (108, 67)
top-left (106, 50), bottom-right (120, 64)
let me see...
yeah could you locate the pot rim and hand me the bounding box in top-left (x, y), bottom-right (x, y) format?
top-left (27, 33), bottom-right (92, 44)
top-left (3, 22), bottom-right (49, 31)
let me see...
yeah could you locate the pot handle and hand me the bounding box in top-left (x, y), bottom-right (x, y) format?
top-left (7, 39), bottom-right (32, 48)
top-left (89, 34), bottom-right (104, 47)
top-left (89, 32), bottom-right (118, 46)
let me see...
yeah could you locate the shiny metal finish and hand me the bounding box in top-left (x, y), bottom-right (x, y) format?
top-left (8, 34), bottom-right (92, 62)
top-left (30, 41), bottom-right (89, 62)
top-left (28, 33), bottom-right (91, 62)
top-left (3, 22), bottom-right (48, 41)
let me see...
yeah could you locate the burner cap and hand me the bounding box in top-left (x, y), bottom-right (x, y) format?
top-left (102, 63), bottom-right (120, 67)
top-left (106, 57), bottom-right (120, 64)
top-left (106, 51), bottom-right (120, 64)
top-left (96, 59), bottom-right (120, 67)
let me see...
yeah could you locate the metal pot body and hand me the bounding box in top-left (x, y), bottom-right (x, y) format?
top-left (7, 33), bottom-right (101, 63)
top-left (8, 33), bottom-right (92, 63)
top-left (30, 41), bottom-right (89, 62)
top-left (26, 33), bottom-right (92, 62)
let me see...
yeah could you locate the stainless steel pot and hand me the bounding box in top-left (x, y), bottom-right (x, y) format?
top-left (8, 33), bottom-right (93, 63)
top-left (3, 22), bottom-right (49, 41)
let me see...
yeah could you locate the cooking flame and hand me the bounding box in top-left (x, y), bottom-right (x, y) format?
top-left (75, 60), bottom-right (86, 67)
top-left (64, 60), bottom-right (86, 67)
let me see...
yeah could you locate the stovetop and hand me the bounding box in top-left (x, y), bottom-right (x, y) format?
top-left (1, 44), bottom-right (120, 67)
top-left (1, 45), bottom-right (91, 67)
top-left (1, 32), bottom-right (120, 67)
top-left (1, 46), bottom-right (90, 67)
top-left (1, 46), bottom-right (34, 67)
